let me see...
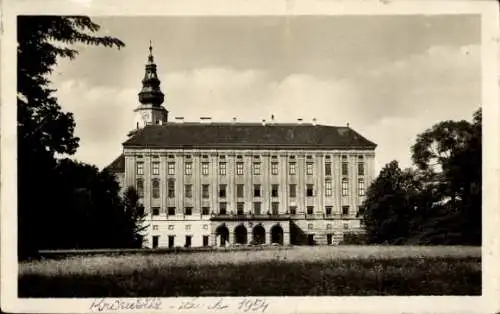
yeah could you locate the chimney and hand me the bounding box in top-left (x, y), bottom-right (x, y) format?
top-left (297, 118), bottom-right (303, 124)
top-left (232, 117), bottom-right (237, 123)
top-left (271, 114), bottom-right (275, 122)
top-left (346, 122), bottom-right (350, 128)
top-left (175, 116), bottom-right (184, 123)
top-left (262, 119), bottom-right (266, 126)
top-left (312, 118), bottom-right (317, 126)
top-left (200, 117), bottom-right (212, 124)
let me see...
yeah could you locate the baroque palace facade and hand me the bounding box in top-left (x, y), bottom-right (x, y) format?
top-left (107, 45), bottom-right (377, 248)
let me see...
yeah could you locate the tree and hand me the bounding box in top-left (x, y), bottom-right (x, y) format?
top-left (411, 108), bottom-right (481, 244)
top-left (17, 16), bottom-right (124, 260)
top-left (362, 161), bottom-right (421, 244)
top-left (119, 186), bottom-right (147, 248)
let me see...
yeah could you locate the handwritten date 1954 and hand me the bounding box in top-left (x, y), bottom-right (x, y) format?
top-left (238, 298), bottom-right (269, 313)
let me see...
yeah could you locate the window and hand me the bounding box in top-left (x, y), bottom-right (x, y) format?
top-left (342, 206), bottom-right (349, 216)
top-left (325, 206), bottom-right (332, 216)
top-left (307, 206), bottom-right (314, 215)
top-left (325, 179), bottom-right (332, 197)
top-left (254, 184), bottom-right (261, 197)
top-left (168, 155), bottom-right (175, 159)
top-left (219, 162), bottom-right (226, 175)
top-left (358, 161), bottom-right (365, 176)
top-left (236, 162), bottom-right (244, 175)
top-left (357, 206), bottom-right (365, 217)
top-left (152, 207), bottom-right (160, 216)
top-left (152, 235), bottom-right (159, 248)
top-left (168, 225), bottom-right (174, 230)
top-left (185, 235), bottom-right (192, 248)
top-left (272, 202), bottom-right (279, 215)
top-left (289, 162), bottom-right (296, 175)
top-left (219, 202), bottom-right (227, 215)
top-left (168, 235), bottom-right (175, 248)
top-left (203, 224), bottom-right (208, 230)
top-left (306, 184), bottom-right (314, 197)
top-left (185, 207), bottom-right (192, 216)
top-left (236, 184), bottom-right (244, 198)
top-left (307, 223), bottom-right (313, 230)
top-left (289, 184), bottom-right (297, 198)
top-left (185, 224), bottom-right (191, 231)
top-left (253, 162), bottom-right (261, 175)
top-left (136, 162), bottom-right (144, 175)
top-left (152, 162), bottom-right (160, 175)
top-left (253, 202), bottom-right (261, 215)
top-left (306, 162), bottom-right (313, 175)
top-left (342, 178), bottom-right (349, 196)
top-left (202, 184), bottom-right (210, 199)
top-left (326, 224), bottom-right (332, 230)
top-left (237, 202), bottom-right (244, 215)
top-left (271, 162), bottom-right (279, 175)
top-left (271, 184), bottom-right (279, 198)
top-left (342, 155), bottom-right (348, 176)
top-left (185, 184), bottom-right (192, 198)
top-left (203, 235), bottom-right (209, 247)
top-left (325, 162), bottom-right (332, 176)
top-left (202, 207), bottom-right (210, 215)
top-left (185, 162), bottom-right (192, 175)
top-left (152, 179), bottom-right (160, 198)
top-left (168, 179), bottom-right (175, 198)
top-left (201, 162), bottom-right (209, 175)
top-left (289, 206), bottom-right (297, 215)
top-left (168, 207), bottom-right (176, 215)
top-left (219, 184), bottom-right (227, 198)
top-left (135, 178), bottom-right (144, 198)
top-left (343, 223), bottom-right (349, 230)
top-left (358, 179), bottom-right (365, 196)
top-left (167, 162), bottom-right (175, 175)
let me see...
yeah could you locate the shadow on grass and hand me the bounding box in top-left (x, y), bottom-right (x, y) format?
top-left (19, 257), bottom-right (481, 297)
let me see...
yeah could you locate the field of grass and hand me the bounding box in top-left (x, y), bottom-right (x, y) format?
top-left (19, 246), bottom-right (481, 297)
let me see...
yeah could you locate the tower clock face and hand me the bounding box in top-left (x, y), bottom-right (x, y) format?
top-left (141, 111), bottom-right (150, 122)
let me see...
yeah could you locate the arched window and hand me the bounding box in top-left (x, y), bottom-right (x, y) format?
top-left (152, 179), bottom-right (160, 199)
top-left (136, 178), bottom-right (144, 198)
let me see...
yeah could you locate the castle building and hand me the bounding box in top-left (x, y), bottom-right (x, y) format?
top-left (107, 44), bottom-right (377, 248)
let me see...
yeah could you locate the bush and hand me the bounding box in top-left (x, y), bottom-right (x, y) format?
top-left (340, 232), bottom-right (367, 245)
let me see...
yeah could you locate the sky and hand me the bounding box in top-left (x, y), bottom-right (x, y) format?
top-left (51, 15), bottom-right (481, 173)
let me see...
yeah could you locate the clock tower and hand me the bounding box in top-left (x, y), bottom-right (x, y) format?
top-left (134, 41), bottom-right (168, 128)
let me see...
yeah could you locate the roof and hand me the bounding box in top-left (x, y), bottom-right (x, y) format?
top-left (105, 154), bottom-right (125, 173)
top-left (123, 123), bottom-right (377, 150)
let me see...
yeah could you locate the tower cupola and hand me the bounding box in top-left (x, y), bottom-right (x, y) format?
top-left (133, 41), bottom-right (169, 129)
top-left (138, 41), bottom-right (165, 106)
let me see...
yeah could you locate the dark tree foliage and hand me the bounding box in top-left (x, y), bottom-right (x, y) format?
top-left (120, 186), bottom-right (147, 248)
top-left (17, 16), bottom-right (124, 260)
top-left (362, 108), bottom-right (481, 245)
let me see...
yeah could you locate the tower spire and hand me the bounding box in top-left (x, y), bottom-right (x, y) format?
top-left (138, 41), bottom-right (165, 106)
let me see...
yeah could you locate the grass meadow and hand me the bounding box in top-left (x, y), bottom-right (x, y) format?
top-left (19, 246), bottom-right (481, 297)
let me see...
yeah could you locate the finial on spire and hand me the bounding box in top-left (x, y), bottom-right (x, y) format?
top-left (148, 40), bottom-right (154, 63)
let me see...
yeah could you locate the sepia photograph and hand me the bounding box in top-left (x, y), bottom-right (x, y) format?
top-left (1, 0), bottom-right (499, 313)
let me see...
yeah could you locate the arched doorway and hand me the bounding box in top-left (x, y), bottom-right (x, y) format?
top-left (252, 224), bottom-right (266, 245)
top-left (215, 224), bottom-right (229, 247)
top-left (271, 224), bottom-right (284, 245)
top-left (234, 224), bottom-right (248, 245)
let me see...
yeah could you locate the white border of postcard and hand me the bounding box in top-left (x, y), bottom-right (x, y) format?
top-left (2, 0), bottom-right (499, 313)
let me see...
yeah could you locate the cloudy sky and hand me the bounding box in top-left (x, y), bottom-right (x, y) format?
top-left (51, 15), bottom-right (481, 173)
